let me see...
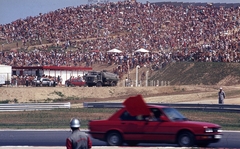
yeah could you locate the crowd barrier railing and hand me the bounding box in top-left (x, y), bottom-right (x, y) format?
top-left (0, 102), bottom-right (71, 111)
top-left (83, 102), bottom-right (240, 112)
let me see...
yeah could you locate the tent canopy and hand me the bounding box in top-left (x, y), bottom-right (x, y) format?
top-left (135, 48), bottom-right (149, 53)
top-left (107, 48), bottom-right (122, 53)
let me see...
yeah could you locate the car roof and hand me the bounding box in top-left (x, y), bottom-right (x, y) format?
top-left (120, 104), bottom-right (168, 111)
top-left (70, 78), bottom-right (82, 80)
top-left (147, 104), bottom-right (168, 109)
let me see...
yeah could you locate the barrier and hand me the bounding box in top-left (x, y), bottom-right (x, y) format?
top-left (0, 102), bottom-right (71, 111)
top-left (83, 102), bottom-right (240, 112)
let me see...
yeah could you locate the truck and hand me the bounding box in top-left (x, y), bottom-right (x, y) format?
top-left (84, 70), bottom-right (119, 87)
top-left (0, 65), bottom-right (12, 86)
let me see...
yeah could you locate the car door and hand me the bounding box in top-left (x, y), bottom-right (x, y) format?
top-left (119, 111), bottom-right (146, 141)
top-left (77, 79), bottom-right (84, 86)
top-left (76, 79), bottom-right (81, 86)
top-left (143, 108), bottom-right (176, 142)
top-left (71, 79), bottom-right (77, 86)
top-left (143, 120), bottom-right (172, 142)
top-left (42, 78), bottom-right (47, 85)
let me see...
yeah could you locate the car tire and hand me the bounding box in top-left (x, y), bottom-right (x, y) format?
top-left (111, 82), bottom-right (116, 86)
top-left (177, 131), bottom-right (195, 147)
top-left (106, 131), bottom-right (123, 146)
top-left (96, 82), bottom-right (102, 87)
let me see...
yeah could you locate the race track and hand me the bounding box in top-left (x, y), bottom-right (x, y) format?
top-left (0, 130), bottom-right (239, 148)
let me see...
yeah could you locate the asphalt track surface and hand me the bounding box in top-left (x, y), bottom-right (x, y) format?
top-left (0, 129), bottom-right (240, 148)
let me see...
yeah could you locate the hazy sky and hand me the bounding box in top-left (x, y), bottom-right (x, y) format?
top-left (0, 0), bottom-right (239, 25)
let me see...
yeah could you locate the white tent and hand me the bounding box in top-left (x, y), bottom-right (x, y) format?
top-left (107, 48), bottom-right (122, 53)
top-left (135, 48), bottom-right (149, 53)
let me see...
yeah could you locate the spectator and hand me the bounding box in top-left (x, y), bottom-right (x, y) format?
top-left (25, 75), bottom-right (29, 87)
top-left (0, 1), bottom-right (240, 81)
top-left (125, 77), bottom-right (129, 87)
top-left (218, 87), bottom-right (226, 105)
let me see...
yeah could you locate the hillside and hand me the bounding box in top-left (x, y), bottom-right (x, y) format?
top-left (150, 62), bottom-right (240, 86)
top-left (91, 62), bottom-right (240, 86)
top-left (2, 61), bottom-right (240, 104)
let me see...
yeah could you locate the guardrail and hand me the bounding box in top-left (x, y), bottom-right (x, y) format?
top-left (83, 102), bottom-right (240, 112)
top-left (0, 102), bottom-right (71, 111)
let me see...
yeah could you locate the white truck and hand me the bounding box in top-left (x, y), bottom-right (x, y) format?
top-left (0, 65), bottom-right (12, 86)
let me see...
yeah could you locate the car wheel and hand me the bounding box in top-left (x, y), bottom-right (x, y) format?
top-left (96, 82), bottom-right (102, 87)
top-left (177, 131), bottom-right (195, 147)
top-left (111, 82), bottom-right (116, 86)
top-left (106, 131), bottom-right (123, 146)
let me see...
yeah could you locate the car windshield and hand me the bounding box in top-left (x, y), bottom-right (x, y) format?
top-left (88, 71), bottom-right (99, 75)
top-left (162, 108), bottom-right (188, 121)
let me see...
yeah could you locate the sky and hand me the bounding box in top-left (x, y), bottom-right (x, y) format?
top-left (0, 0), bottom-right (240, 25)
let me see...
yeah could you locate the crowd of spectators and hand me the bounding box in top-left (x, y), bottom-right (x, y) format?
top-left (0, 0), bottom-right (240, 78)
top-left (10, 74), bottom-right (59, 87)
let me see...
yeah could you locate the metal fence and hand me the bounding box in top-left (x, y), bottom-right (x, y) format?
top-left (118, 80), bottom-right (171, 87)
top-left (83, 102), bottom-right (240, 112)
top-left (0, 102), bottom-right (71, 111)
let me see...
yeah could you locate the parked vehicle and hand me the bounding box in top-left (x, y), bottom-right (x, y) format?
top-left (33, 77), bottom-right (57, 87)
top-left (88, 95), bottom-right (222, 147)
top-left (65, 78), bottom-right (86, 87)
top-left (0, 65), bottom-right (12, 86)
top-left (85, 70), bottom-right (119, 87)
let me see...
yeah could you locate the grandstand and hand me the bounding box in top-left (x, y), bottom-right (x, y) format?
top-left (0, 0), bottom-right (240, 83)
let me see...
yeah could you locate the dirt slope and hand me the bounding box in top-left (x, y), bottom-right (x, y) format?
top-left (1, 85), bottom-right (240, 105)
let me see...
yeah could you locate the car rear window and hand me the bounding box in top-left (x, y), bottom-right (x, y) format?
top-left (120, 111), bottom-right (146, 121)
top-left (120, 111), bottom-right (137, 121)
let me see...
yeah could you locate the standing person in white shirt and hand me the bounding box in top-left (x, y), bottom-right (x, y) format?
top-left (218, 87), bottom-right (226, 108)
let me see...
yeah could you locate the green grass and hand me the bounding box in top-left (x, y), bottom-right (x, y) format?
top-left (180, 110), bottom-right (240, 130)
top-left (0, 108), bottom-right (239, 130)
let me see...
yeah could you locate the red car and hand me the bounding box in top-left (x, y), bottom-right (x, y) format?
top-left (65, 78), bottom-right (86, 87)
top-left (88, 95), bottom-right (222, 147)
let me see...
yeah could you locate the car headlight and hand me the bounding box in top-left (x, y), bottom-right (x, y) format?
top-left (205, 128), bottom-right (214, 133)
top-left (217, 129), bottom-right (223, 132)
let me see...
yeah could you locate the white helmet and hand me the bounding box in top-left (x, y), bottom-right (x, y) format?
top-left (70, 118), bottom-right (80, 128)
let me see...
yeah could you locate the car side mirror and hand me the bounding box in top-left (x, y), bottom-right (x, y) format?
top-left (160, 115), bottom-right (168, 122)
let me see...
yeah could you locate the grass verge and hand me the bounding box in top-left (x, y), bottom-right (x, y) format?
top-left (0, 108), bottom-right (239, 130)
